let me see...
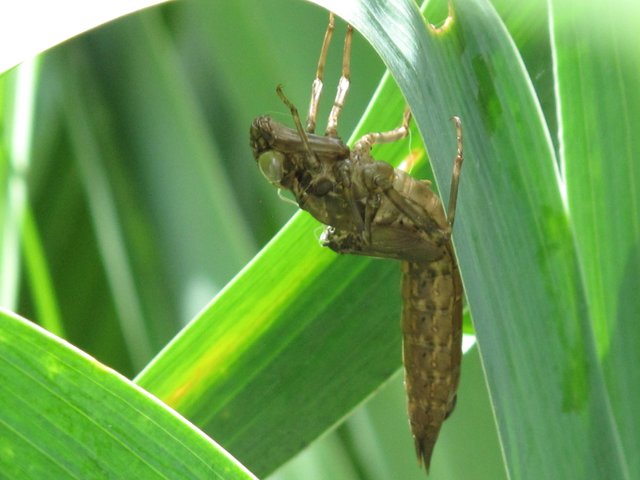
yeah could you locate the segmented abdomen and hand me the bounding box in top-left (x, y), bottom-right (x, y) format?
top-left (401, 242), bottom-right (463, 470)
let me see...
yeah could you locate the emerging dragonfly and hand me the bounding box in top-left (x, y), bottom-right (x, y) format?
top-left (250, 12), bottom-right (464, 471)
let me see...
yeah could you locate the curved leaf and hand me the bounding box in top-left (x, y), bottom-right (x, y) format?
top-left (314, 0), bottom-right (628, 478)
top-left (0, 308), bottom-right (256, 479)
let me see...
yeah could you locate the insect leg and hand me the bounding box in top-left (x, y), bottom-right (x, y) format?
top-left (446, 116), bottom-right (463, 228)
top-left (353, 108), bottom-right (411, 151)
top-left (307, 13), bottom-right (335, 134)
top-left (325, 22), bottom-right (353, 137)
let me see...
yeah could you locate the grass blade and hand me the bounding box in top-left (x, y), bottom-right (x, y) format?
top-left (0, 308), bottom-right (257, 479)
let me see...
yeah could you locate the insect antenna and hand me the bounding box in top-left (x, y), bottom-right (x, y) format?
top-left (276, 85), bottom-right (320, 170)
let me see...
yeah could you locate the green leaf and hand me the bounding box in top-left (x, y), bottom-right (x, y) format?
top-left (313, 0), bottom-right (631, 477)
top-left (553, 0), bottom-right (640, 476)
top-left (0, 308), bottom-right (256, 479)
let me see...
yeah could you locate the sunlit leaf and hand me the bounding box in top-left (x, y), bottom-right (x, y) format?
top-left (0, 309), bottom-right (256, 479)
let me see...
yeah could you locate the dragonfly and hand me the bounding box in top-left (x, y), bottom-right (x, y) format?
top-left (250, 12), bottom-right (464, 472)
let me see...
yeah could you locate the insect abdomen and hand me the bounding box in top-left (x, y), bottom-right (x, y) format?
top-left (401, 247), bottom-right (463, 470)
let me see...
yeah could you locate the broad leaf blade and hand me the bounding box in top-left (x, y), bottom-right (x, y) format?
top-left (315, 0), bottom-right (625, 478)
top-left (0, 308), bottom-right (256, 479)
top-left (553, 0), bottom-right (640, 476)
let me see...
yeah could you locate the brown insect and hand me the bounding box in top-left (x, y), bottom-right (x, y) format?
top-left (250, 13), bottom-right (464, 471)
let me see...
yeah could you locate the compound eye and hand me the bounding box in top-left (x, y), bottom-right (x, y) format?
top-left (257, 150), bottom-right (286, 186)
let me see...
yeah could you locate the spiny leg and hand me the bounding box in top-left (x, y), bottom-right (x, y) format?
top-left (325, 23), bottom-right (353, 137)
top-left (306, 13), bottom-right (335, 134)
top-left (446, 116), bottom-right (463, 228)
